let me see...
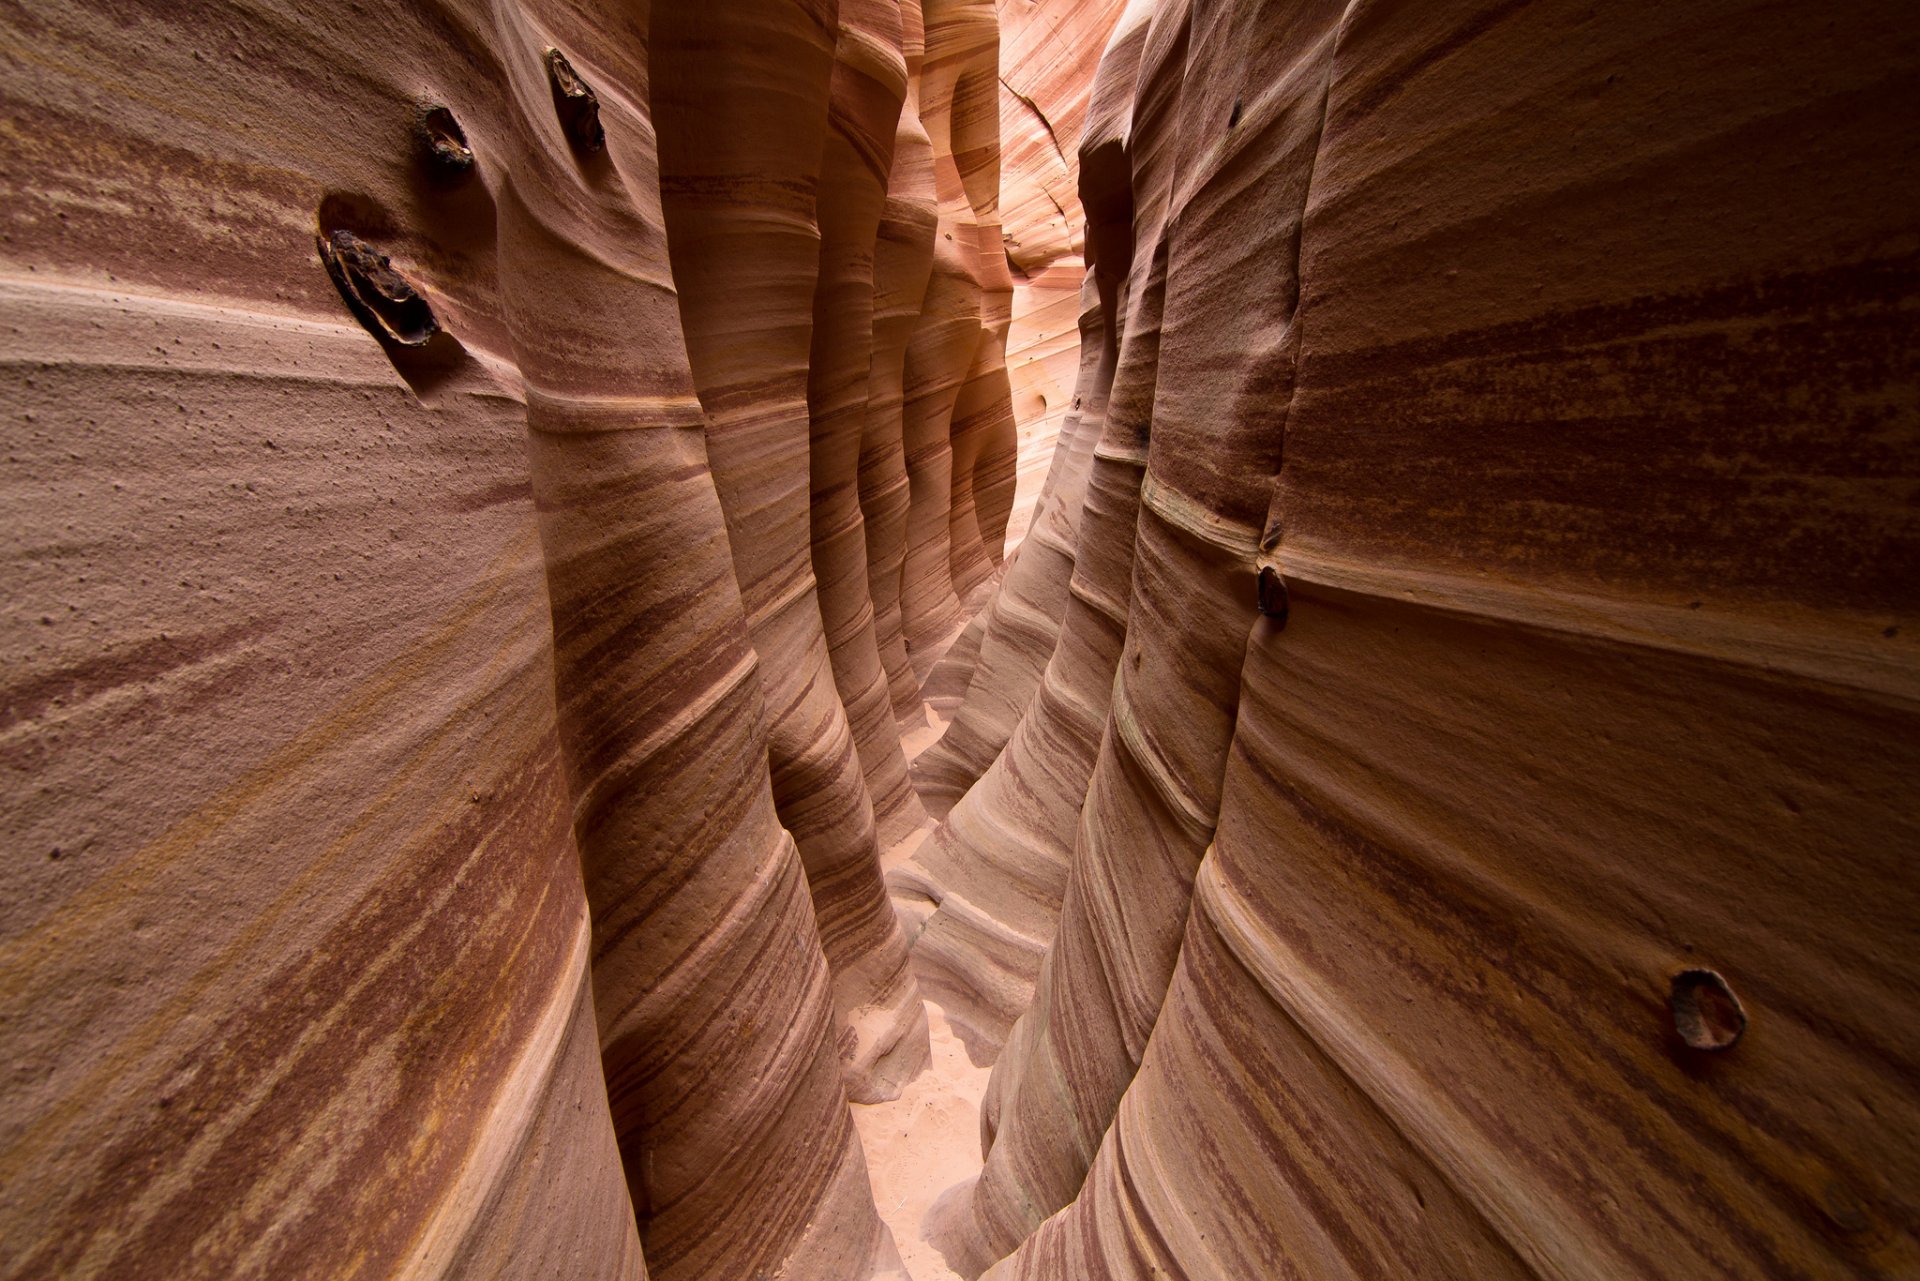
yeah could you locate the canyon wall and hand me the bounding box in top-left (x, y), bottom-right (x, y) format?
top-left (996, 0), bottom-right (1124, 548)
top-left (3, 0), bottom-right (1917, 1279)
top-left (914, 0), bottom-right (1920, 1277)
top-left (0, 0), bottom-right (1017, 1276)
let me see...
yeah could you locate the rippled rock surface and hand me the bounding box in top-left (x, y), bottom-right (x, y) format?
top-left (3, 0), bottom-right (1916, 1278)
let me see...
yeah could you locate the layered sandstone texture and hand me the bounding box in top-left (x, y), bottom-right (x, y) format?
top-left (3, 1), bottom-right (1919, 1280)
top-left (909, 0), bottom-right (1920, 1278)
top-left (995, 0), bottom-right (1125, 548)
top-left (0, 0), bottom-right (1020, 1274)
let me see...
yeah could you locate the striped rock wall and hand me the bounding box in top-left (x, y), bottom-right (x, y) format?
top-left (5, 0), bottom-right (1919, 1277)
top-left (919, 0), bottom-right (1920, 1276)
top-left (997, 0), bottom-right (1126, 551)
top-left (0, 0), bottom-right (1025, 1275)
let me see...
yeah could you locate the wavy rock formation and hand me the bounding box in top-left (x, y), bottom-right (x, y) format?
top-left (893, 0), bottom-right (1155, 1061)
top-left (0, 3), bottom-right (649, 1274)
top-left (0, 0), bottom-right (1026, 1271)
top-left (497, 11), bottom-right (893, 1278)
top-left (862, 0), bottom-right (944, 730)
top-left (996, 0), bottom-right (1126, 550)
top-left (908, 323), bottom-right (1097, 810)
top-left (652, 0), bottom-right (931, 1107)
top-left (943, 0), bottom-right (1920, 1277)
top-left (934, 0), bottom-right (1017, 604)
top-left (5, 0), bottom-right (1917, 1278)
top-left (914, 0), bottom-right (1140, 808)
top-left (899, 0), bottom-right (1016, 683)
top-left (809, 0), bottom-right (930, 851)
top-left (0, 0), bottom-right (916, 1274)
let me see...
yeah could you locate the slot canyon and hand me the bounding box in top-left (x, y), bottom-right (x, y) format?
top-left (2, 0), bottom-right (1917, 1277)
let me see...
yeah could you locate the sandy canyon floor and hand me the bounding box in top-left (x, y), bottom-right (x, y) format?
top-left (852, 1000), bottom-right (991, 1281)
top-left (852, 702), bottom-right (990, 1281)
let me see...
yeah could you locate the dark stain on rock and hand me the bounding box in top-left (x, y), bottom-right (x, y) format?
top-left (1671, 968), bottom-right (1746, 1051)
top-left (447, 479), bottom-right (535, 513)
top-left (318, 229), bottom-right (438, 347)
top-left (1, 618), bottom-right (273, 735)
top-left (545, 47), bottom-right (604, 153)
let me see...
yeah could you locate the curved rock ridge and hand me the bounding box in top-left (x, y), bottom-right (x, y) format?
top-left (899, 0), bottom-right (1020, 686)
top-left (908, 272), bottom-right (1105, 820)
top-left (862, 0), bottom-right (945, 729)
top-left (895, 0), bottom-right (1156, 1059)
top-left (0, 1), bottom-right (656, 1274)
top-left (907, 0), bottom-right (1129, 778)
top-left (6, 0), bottom-right (1920, 1276)
top-left (495, 6), bottom-right (896, 1275)
top-left (0, 0), bottom-right (1049, 1273)
top-left (934, 0), bottom-right (1920, 1277)
top-left (651, 0), bottom-right (929, 1109)
top-left (996, 0), bottom-right (1128, 553)
top-left (810, 0), bottom-right (931, 853)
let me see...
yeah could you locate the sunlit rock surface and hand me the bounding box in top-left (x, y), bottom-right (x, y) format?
top-left (997, 0), bottom-right (1126, 550)
top-left (2, 0), bottom-right (1916, 1279)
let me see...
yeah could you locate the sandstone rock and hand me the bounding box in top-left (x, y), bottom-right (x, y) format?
top-left (808, 0), bottom-right (931, 854)
top-left (862, 0), bottom-right (945, 730)
top-left (900, 0), bottom-right (1016, 684)
top-left (652, 0), bottom-right (931, 1113)
top-left (0, 0), bottom-right (929, 1274)
top-left (5, 0), bottom-right (1917, 1279)
top-left (894, 0), bottom-right (1156, 1059)
top-left (971, 0), bottom-right (1920, 1277)
top-left (997, 0), bottom-right (1128, 550)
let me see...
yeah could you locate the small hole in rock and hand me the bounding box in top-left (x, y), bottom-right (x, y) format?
top-left (1670, 968), bottom-right (1746, 1051)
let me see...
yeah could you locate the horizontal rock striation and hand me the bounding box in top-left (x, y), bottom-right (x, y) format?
top-left (0, 0), bottom-right (1036, 1273)
top-left (942, 0), bottom-right (1920, 1277)
top-left (5, 0), bottom-right (1918, 1278)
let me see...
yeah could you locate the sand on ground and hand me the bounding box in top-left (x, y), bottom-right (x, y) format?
top-left (852, 1000), bottom-right (991, 1281)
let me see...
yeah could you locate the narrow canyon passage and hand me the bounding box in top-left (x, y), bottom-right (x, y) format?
top-left (2, 1), bottom-right (1918, 1279)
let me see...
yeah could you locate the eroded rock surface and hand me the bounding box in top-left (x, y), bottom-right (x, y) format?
top-left (0, 0), bottom-right (1016, 1274)
top-left (925, 1), bottom-right (1920, 1277)
top-left (3, 0), bottom-right (1917, 1279)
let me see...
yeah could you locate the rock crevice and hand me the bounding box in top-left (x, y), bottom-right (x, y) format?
top-left (3, 0), bottom-right (1918, 1279)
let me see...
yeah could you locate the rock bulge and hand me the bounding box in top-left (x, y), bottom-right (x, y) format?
top-left (2, 0), bottom-right (1916, 1279)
